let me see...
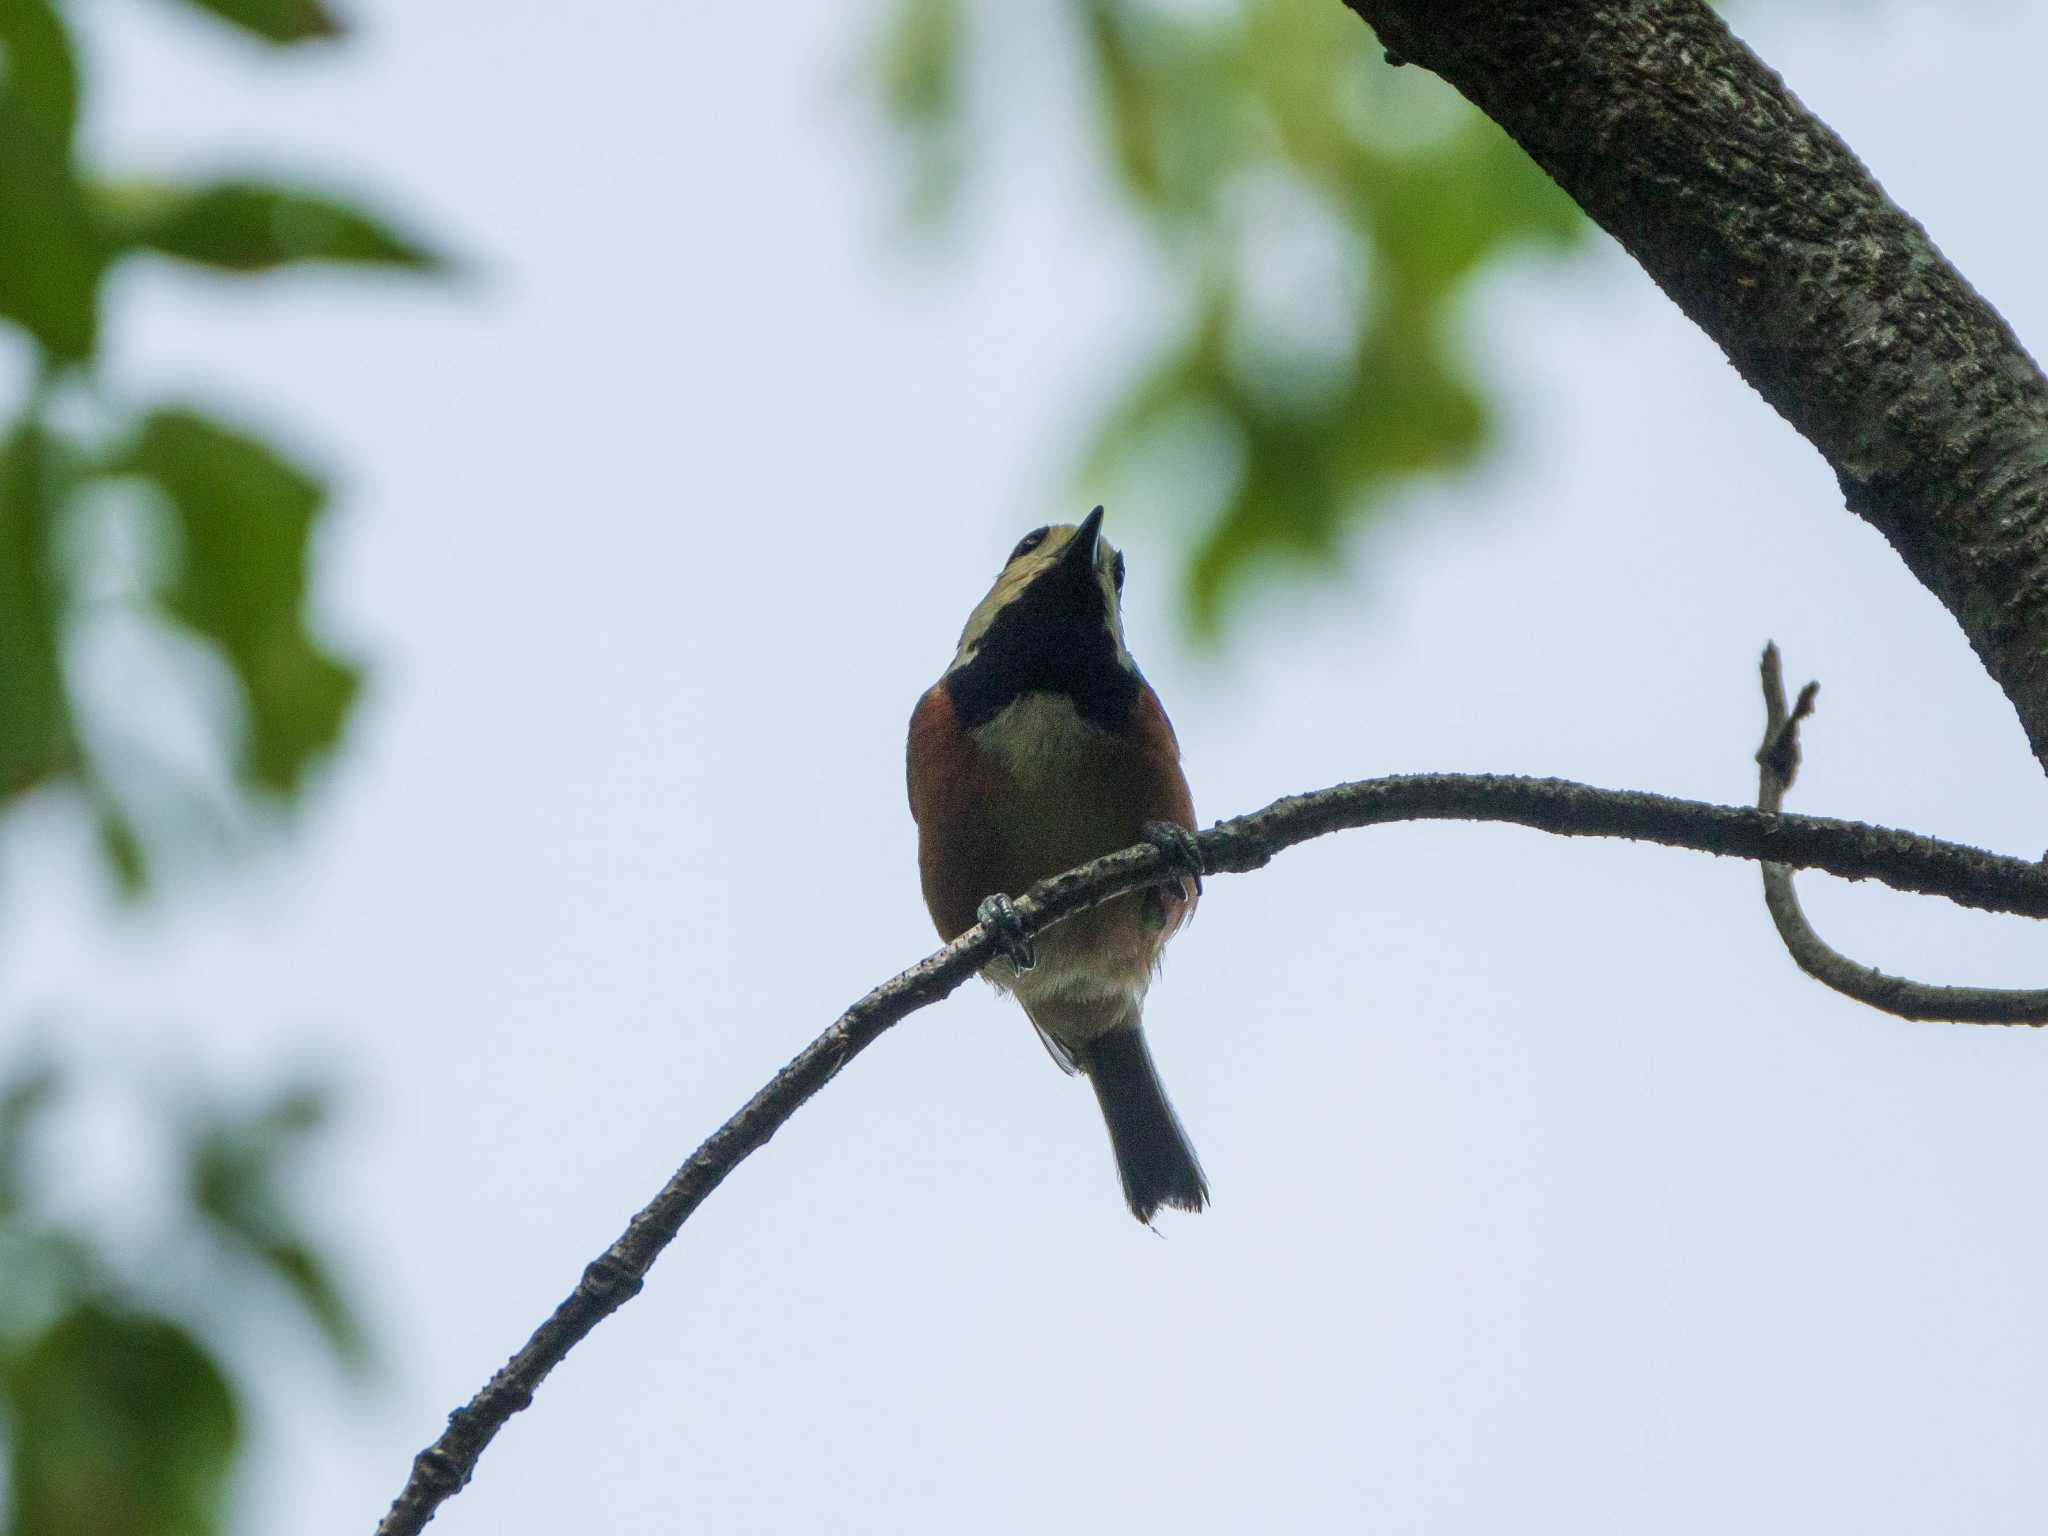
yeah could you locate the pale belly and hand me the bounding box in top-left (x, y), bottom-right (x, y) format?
top-left (971, 692), bottom-right (1176, 1020)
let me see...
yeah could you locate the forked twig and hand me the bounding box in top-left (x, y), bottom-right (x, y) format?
top-left (1754, 643), bottom-right (2048, 1024)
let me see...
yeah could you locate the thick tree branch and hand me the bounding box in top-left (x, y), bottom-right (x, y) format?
top-left (1754, 644), bottom-right (2048, 1023)
top-left (1346, 0), bottom-right (2048, 772)
top-left (377, 770), bottom-right (2048, 1533)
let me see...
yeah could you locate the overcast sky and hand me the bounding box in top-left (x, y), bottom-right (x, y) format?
top-left (5, 1), bottom-right (2047, 1531)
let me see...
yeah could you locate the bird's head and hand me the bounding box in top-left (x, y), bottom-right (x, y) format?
top-left (945, 505), bottom-right (1140, 727)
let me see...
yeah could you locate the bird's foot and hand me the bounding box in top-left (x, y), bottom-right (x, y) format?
top-left (1141, 821), bottom-right (1204, 922)
top-left (976, 893), bottom-right (1036, 972)
top-left (1142, 820), bottom-right (1205, 897)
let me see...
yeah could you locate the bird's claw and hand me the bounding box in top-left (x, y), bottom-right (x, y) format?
top-left (976, 893), bottom-right (1036, 972)
top-left (1142, 820), bottom-right (1205, 896)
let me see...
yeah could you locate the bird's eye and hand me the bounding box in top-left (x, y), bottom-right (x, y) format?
top-left (1111, 551), bottom-right (1126, 591)
top-left (1008, 526), bottom-right (1051, 563)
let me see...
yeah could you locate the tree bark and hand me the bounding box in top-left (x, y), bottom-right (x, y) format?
top-left (1347, 0), bottom-right (2048, 772)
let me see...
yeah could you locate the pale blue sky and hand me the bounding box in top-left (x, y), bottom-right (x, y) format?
top-left (5, 2), bottom-right (2047, 1531)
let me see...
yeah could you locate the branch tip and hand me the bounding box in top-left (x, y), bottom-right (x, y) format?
top-left (1747, 645), bottom-right (2048, 1025)
top-left (1755, 643), bottom-right (1819, 800)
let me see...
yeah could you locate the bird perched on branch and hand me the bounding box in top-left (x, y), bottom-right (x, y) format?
top-left (907, 506), bottom-right (1208, 1222)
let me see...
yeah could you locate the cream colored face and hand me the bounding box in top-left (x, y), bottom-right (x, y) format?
top-left (948, 521), bottom-right (1132, 674)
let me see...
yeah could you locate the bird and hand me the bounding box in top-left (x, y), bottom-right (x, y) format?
top-left (906, 505), bottom-right (1208, 1223)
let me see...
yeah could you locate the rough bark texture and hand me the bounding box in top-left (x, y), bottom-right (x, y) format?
top-left (1349, 0), bottom-right (2048, 771)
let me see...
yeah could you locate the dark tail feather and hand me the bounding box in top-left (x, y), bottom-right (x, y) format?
top-left (1080, 1022), bottom-right (1208, 1223)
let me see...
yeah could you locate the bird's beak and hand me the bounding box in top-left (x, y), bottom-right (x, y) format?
top-left (1061, 505), bottom-right (1105, 579)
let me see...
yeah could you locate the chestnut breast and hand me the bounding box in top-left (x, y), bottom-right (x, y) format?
top-left (907, 680), bottom-right (1195, 947)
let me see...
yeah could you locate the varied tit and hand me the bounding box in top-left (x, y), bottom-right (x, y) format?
top-left (907, 506), bottom-right (1208, 1223)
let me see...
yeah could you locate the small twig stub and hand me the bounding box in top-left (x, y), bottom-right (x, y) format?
top-left (1748, 644), bottom-right (2048, 1026)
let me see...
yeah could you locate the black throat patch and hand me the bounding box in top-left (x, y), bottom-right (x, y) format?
top-left (946, 570), bottom-right (1140, 729)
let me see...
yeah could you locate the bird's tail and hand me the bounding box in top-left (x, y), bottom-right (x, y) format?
top-left (1079, 1020), bottom-right (1207, 1223)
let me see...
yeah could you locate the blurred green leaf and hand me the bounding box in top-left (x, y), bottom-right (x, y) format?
top-left (876, 0), bottom-right (963, 222)
top-left (91, 791), bottom-right (150, 896)
top-left (1183, 323), bottom-right (1487, 633)
top-left (0, 0), bottom-right (96, 355)
top-left (1085, 6), bottom-right (1584, 626)
top-left (252, 1236), bottom-right (368, 1368)
top-left (0, 0), bottom-right (415, 1523)
top-left (185, 1080), bottom-right (369, 1371)
top-left (116, 410), bottom-right (359, 796)
top-left (0, 98), bottom-right (103, 360)
top-left (99, 179), bottom-right (445, 274)
top-left (1081, 0), bottom-right (1165, 203)
top-left (6, 1305), bottom-right (238, 1536)
top-left (162, 0), bottom-right (344, 45)
top-left (0, 1057), bottom-right (58, 1218)
top-left (0, 1227), bottom-right (95, 1353)
top-left (879, 0), bottom-right (959, 129)
top-left (0, 0), bottom-right (80, 146)
top-left (1078, 1), bottom-right (1243, 218)
top-left (1082, 284), bottom-right (1232, 473)
top-left (882, 0), bottom-right (1591, 632)
top-left (1241, 0), bottom-right (1377, 183)
top-left (1356, 113), bottom-right (1582, 304)
top-left (0, 423), bottom-right (76, 801)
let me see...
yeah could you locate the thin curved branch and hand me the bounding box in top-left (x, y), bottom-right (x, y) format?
top-left (376, 771), bottom-right (2048, 1534)
top-left (1754, 644), bottom-right (2048, 1024)
top-left (1347, 0), bottom-right (2048, 774)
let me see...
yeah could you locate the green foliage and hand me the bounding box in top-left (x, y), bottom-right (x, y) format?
top-left (8, 1308), bottom-right (238, 1536)
top-left (0, 0), bottom-right (438, 890)
top-left (168, 0), bottom-right (343, 45)
top-left (876, 0), bottom-right (964, 223)
top-left (117, 410), bottom-right (359, 795)
top-left (98, 179), bottom-right (445, 274)
top-left (0, 1058), bottom-right (59, 1220)
top-left (0, 0), bottom-right (80, 141)
top-left (0, 1061), bottom-right (363, 1536)
top-left (875, 0), bottom-right (1588, 630)
top-left (0, 0), bottom-right (102, 361)
top-left (0, 425), bottom-right (75, 802)
top-left (183, 1079), bottom-right (370, 1370)
top-left (0, 4), bottom-right (424, 1532)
